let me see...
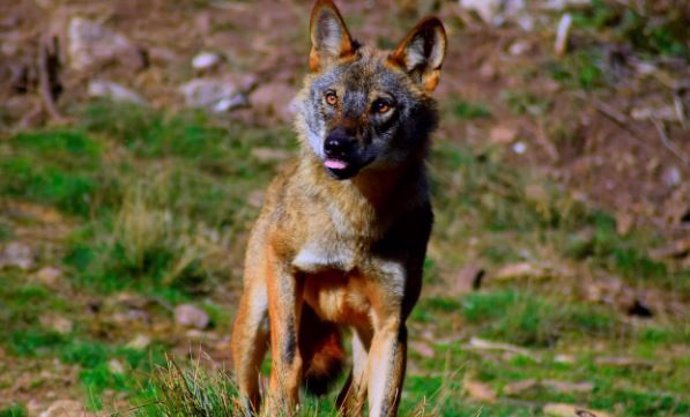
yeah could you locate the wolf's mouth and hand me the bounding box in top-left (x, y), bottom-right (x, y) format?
top-left (323, 156), bottom-right (376, 180)
top-left (324, 159), bottom-right (348, 170)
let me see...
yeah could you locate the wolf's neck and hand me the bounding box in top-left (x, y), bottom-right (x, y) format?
top-left (300, 152), bottom-right (428, 217)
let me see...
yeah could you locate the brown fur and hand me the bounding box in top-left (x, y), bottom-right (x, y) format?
top-left (231, 1), bottom-right (446, 416)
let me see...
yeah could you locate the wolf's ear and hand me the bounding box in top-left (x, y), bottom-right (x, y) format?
top-left (309, 0), bottom-right (355, 72)
top-left (389, 17), bottom-right (447, 92)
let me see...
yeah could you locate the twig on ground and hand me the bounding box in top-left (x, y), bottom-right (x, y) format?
top-left (651, 117), bottom-right (689, 165)
top-left (38, 35), bottom-right (67, 123)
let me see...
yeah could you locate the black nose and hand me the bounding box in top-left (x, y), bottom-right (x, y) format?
top-left (324, 128), bottom-right (355, 159)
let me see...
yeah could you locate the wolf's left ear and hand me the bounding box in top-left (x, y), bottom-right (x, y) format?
top-left (309, 0), bottom-right (355, 72)
top-left (389, 17), bottom-right (447, 92)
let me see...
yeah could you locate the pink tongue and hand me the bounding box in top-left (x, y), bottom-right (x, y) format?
top-left (325, 159), bottom-right (347, 169)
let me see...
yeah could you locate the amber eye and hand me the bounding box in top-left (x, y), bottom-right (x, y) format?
top-left (325, 91), bottom-right (338, 106)
top-left (372, 99), bottom-right (392, 114)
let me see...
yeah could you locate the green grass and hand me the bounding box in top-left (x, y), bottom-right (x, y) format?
top-left (0, 404), bottom-right (26, 417)
top-left (572, 0), bottom-right (690, 58)
top-left (450, 99), bottom-right (492, 120)
top-left (1, 101), bottom-right (689, 414)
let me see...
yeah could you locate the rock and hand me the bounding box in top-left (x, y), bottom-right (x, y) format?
top-left (0, 241), bottom-right (35, 270)
top-left (554, 354), bottom-right (576, 364)
top-left (542, 380), bottom-right (594, 394)
top-left (179, 77), bottom-right (253, 112)
top-left (630, 105), bottom-right (676, 122)
top-left (478, 62), bottom-right (498, 81)
top-left (126, 334), bottom-right (151, 350)
top-left (509, 40), bottom-right (531, 56)
top-left (489, 125), bottom-right (518, 144)
top-left (192, 52), bottom-right (222, 70)
top-left (250, 82), bottom-right (297, 123)
top-left (542, 0), bottom-right (591, 11)
top-left (35, 266), bottom-right (62, 287)
top-left (463, 378), bottom-right (497, 402)
top-left (543, 403), bottom-right (612, 417)
top-left (503, 379), bottom-right (537, 395)
top-left (466, 337), bottom-right (540, 362)
top-left (175, 304), bottom-right (210, 329)
top-left (39, 314), bottom-right (73, 335)
top-left (108, 359), bottom-right (125, 374)
top-left (661, 166), bottom-right (682, 188)
top-left (88, 80), bottom-right (146, 105)
top-left (40, 400), bottom-right (90, 417)
top-left (493, 262), bottom-right (548, 281)
top-left (650, 238), bottom-right (690, 260)
top-left (595, 356), bottom-right (653, 368)
top-left (512, 141), bottom-right (527, 154)
top-left (459, 0), bottom-right (532, 30)
top-left (615, 211), bottom-right (634, 236)
top-left (251, 147), bottom-right (291, 163)
top-left (410, 340), bottom-right (435, 358)
top-left (452, 264), bottom-right (485, 294)
top-left (67, 17), bottom-right (145, 71)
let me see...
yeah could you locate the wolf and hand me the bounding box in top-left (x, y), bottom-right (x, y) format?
top-left (231, 1), bottom-right (447, 415)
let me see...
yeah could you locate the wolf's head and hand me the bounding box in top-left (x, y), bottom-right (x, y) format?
top-left (295, 0), bottom-right (447, 180)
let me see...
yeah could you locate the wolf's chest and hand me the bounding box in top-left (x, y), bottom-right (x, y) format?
top-left (292, 240), bottom-right (357, 273)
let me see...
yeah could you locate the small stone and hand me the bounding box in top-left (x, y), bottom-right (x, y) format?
top-left (509, 41), bottom-right (531, 56)
top-left (192, 52), bottom-right (222, 70)
top-left (463, 378), bottom-right (497, 402)
top-left (554, 354), bottom-right (576, 364)
top-left (543, 380), bottom-right (594, 394)
top-left (512, 141), bottom-right (527, 154)
top-left (250, 82), bottom-right (297, 123)
top-left (251, 147), bottom-right (291, 163)
top-left (453, 264), bottom-right (485, 294)
top-left (40, 400), bottom-right (89, 417)
top-left (503, 379), bottom-right (537, 395)
top-left (489, 125), bottom-right (518, 144)
top-left (0, 241), bottom-right (35, 270)
top-left (39, 315), bottom-right (73, 335)
top-left (36, 266), bottom-right (62, 287)
top-left (88, 80), bottom-right (146, 105)
top-left (68, 17), bottom-right (145, 71)
top-left (126, 334), bottom-right (151, 350)
top-left (108, 359), bottom-right (125, 374)
top-left (175, 304), bottom-right (210, 329)
top-left (543, 403), bottom-right (612, 417)
top-left (493, 262), bottom-right (548, 280)
top-left (615, 212), bottom-right (634, 236)
top-left (479, 62), bottom-right (498, 81)
top-left (661, 166), bottom-right (682, 188)
top-left (410, 340), bottom-right (435, 358)
top-left (179, 77), bottom-right (248, 111)
top-left (630, 105), bottom-right (676, 121)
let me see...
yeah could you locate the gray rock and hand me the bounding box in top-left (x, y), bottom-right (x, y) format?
top-left (0, 241), bottom-right (35, 270)
top-left (192, 51), bottom-right (222, 70)
top-left (67, 17), bottom-right (144, 71)
top-left (88, 80), bottom-right (146, 104)
top-left (175, 304), bottom-right (210, 329)
top-left (179, 76), bottom-right (254, 112)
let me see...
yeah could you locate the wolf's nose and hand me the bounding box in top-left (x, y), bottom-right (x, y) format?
top-left (324, 128), bottom-right (355, 158)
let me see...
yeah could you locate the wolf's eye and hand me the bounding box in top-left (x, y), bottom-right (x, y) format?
top-left (372, 99), bottom-right (393, 114)
top-left (325, 91), bottom-right (338, 106)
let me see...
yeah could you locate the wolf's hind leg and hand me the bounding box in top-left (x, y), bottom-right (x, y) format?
top-left (231, 273), bottom-right (269, 416)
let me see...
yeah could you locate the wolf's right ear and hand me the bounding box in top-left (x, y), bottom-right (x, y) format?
top-left (309, 0), bottom-right (355, 72)
top-left (389, 17), bottom-right (447, 92)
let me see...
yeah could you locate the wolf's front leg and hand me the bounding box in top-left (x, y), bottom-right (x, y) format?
top-left (266, 250), bottom-right (304, 415)
top-left (231, 267), bottom-right (269, 416)
top-left (366, 317), bottom-right (407, 417)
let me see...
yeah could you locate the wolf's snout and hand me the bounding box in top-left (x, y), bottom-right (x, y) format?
top-left (324, 128), bottom-right (355, 159)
